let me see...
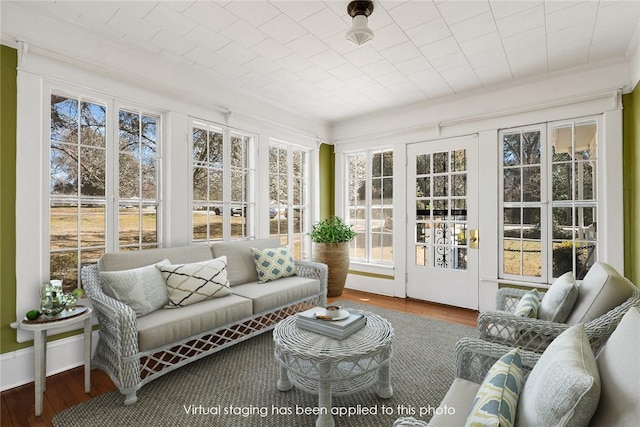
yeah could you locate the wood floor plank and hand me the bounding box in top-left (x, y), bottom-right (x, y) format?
top-left (1, 290), bottom-right (478, 426)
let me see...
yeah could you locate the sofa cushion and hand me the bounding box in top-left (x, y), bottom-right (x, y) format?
top-left (136, 294), bottom-right (253, 351)
top-left (465, 348), bottom-right (523, 427)
top-left (99, 260), bottom-right (170, 316)
top-left (513, 289), bottom-right (541, 318)
top-left (429, 378), bottom-right (480, 427)
top-left (211, 238), bottom-right (281, 286)
top-left (158, 257), bottom-right (231, 308)
top-left (589, 307), bottom-right (640, 426)
top-left (516, 323), bottom-right (600, 427)
top-left (251, 246), bottom-right (296, 283)
top-left (98, 245), bottom-right (212, 271)
top-left (231, 275), bottom-right (320, 314)
top-left (565, 262), bottom-right (632, 324)
top-left (538, 272), bottom-right (578, 322)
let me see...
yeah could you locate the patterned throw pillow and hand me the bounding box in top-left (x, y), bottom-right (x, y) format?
top-left (99, 259), bottom-right (170, 316)
top-left (250, 247), bottom-right (296, 283)
top-left (157, 257), bottom-right (231, 308)
top-left (465, 348), bottom-right (524, 427)
top-left (514, 289), bottom-right (541, 318)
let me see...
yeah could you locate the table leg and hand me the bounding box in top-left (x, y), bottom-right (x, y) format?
top-left (376, 359), bottom-right (393, 398)
top-left (33, 330), bottom-right (46, 416)
top-left (277, 364), bottom-right (292, 391)
top-left (316, 361), bottom-right (334, 427)
top-left (83, 317), bottom-right (92, 393)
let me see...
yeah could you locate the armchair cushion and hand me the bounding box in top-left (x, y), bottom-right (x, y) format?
top-left (565, 262), bottom-right (632, 324)
top-left (513, 290), bottom-right (541, 318)
top-left (429, 378), bottom-right (480, 427)
top-left (465, 348), bottom-right (523, 427)
top-left (538, 272), bottom-right (578, 322)
top-left (99, 259), bottom-right (170, 316)
top-left (589, 307), bottom-right (640, 426)
top-left (516, 323), bottom-right (600, 427)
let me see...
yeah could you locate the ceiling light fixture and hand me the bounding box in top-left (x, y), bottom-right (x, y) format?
top-left (345, 0), bottom-right (375, 46)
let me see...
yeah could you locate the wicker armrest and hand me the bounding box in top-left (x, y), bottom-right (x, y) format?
top-left (495, 287), bottom-right (545, 312)
top-left (294, 259), bottom-right (328, 306)
top-left (454, 337), bottom-right (540, 384)
top-left (477, 310), bottom-right (567, 352)
top-left (81, 265), bottom-right (140, 363)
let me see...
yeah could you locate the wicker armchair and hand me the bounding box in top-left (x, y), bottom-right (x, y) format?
top-left (477, 263), bottom-right (640, 353)
top-left (393, 338), bottom-right (541, 427)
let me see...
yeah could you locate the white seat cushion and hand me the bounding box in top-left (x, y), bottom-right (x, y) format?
top-left (589, 307), bottom-right (640, 426)
top-left (429, 378), bottom-right (480, 427)
top-left (231, 275), bottom-right (320, 314)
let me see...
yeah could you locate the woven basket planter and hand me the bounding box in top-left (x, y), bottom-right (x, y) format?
top-left (312, 242), bottom-right (350, 297)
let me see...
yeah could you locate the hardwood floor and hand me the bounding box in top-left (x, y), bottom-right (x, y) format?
top-left (1, 289), bottom-right (477, 427)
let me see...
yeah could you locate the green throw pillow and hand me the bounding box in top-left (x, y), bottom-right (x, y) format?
top-left (250, 247), bottom-right (296, 283)
top-left (465, 348), bottom-right (524, 427)
top-left (514, 289), bottom-right (541, 318)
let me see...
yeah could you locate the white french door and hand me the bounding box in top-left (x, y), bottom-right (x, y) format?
top-left (406, 136), bottom-right (479, 309)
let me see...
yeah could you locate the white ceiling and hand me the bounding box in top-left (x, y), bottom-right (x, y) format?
top-left (2, 0), bottom-right (639, 123)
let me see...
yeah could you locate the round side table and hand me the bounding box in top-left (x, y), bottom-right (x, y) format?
top-left (273, 309), bottom-right (394, 427)
top-left (15, 306), bottom-right (93, 416)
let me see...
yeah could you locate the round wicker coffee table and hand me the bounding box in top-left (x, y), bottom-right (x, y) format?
top-left (273, 309), bottom-right (394, 427)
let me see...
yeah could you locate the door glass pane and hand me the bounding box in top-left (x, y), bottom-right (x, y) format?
top-left (433, 152), bottom-right (448, 173)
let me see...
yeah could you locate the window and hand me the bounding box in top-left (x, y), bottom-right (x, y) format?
top-left (346, 149), bottom-right (393, 264)
top-left (191, 120), bottom-right (255, 243)
top-left (269, 140), bottom-right (309, 259)
top-left (500, 118), bottom-right (598, 281)
top-left (50, 92), bottom-right (161, 292)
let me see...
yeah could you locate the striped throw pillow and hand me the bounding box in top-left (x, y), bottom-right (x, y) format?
top-left (465, 348), bottom-right (524, 427)
top-left (514, 289), bottom-right (541, 318)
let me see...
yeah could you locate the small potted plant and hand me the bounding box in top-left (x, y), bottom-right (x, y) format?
top-left (308, 216), bottom-right (357, 297)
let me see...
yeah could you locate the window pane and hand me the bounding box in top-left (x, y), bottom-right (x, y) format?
top-left (433, 152), bottom-right (448, 173)
top-left (81, 204), bottom-right (105, 248)
top-left (209, 130), bottom-right (223, 165)
top-left (51, 95), bottom-right (78, 144)
top-left (141, 115), bottom-right (157, 155)
top-left (141, 206), bottom-right (157, 244)
top-left (433, 176), bottom-right (448, 197)
top-left (576, 161), bottom-right (596, 200)
top-left (552, 125), bottom-right (573, 161)
top-left (503, 239), bottom-right (521, 275)
top-left (80, 147), bottom-right (105, 197)
top-left (416, 153), bottom-right (430, 175)
top-left (119, 110), bottom-right (139, 153)
top-left (372, 152), bottom-right (382, 177)
top-left (451, 175), bottom-right (466, 197)
top-left (522, 166), bottom-right (540, 202)
top-left (119, 205), bottom-right (140, 246)
top-left (50, 203), bottom-right (78, 249)
top-left (452, 149), bottom-right (466, 172)
top-left (553, 207), bottom-right (573, 239)
top-left (193, 128), bottom-right (208, 163)
top-left (51, 143), bottom-right (78, 196)
top-left (141, 157), bottom-right (157, 200)
top-left (502, 133), bottom-right (520, 166)
top-left (552, 163), bottom-right (572, 201)
top-left (522, 131), bottom-right (541, 165)
top-left (575, 123), bottom-right (596, 160)
top-left (80, 102), bottom-right (106, 147)
top-left (119, 152), bottom-right (139, 199)
top-left (503, 168), bottom-right (521, 202)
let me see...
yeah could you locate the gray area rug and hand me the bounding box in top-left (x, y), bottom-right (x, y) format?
top-left (53, 301), bottom-right (475, 427)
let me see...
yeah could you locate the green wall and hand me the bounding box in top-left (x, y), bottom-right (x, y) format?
top-left (319, 143), bottom-right (335, 219)
top-left (0, 45), bottom-right (25, 353)
top-left (623, 83), bottom-right (640, 285)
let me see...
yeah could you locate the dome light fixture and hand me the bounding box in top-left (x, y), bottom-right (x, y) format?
top-left (345, 0), bottom-right (375, 46)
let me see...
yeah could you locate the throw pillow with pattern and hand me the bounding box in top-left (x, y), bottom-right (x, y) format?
top-left (465, 348), bottom-right (524, 427)
top-left (514, 289), bottom-right (541, 318)
top-left (157, 256), bottom-right (231, 308)
top-left (250, 246), bottom-right (296, 283)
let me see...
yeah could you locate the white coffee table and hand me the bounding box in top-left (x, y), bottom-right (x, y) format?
top-left (273, 309), bottom-right (394, 427)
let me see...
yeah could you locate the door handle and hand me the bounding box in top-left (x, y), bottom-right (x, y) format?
top-left (470, 229), bottom-right (479, 249)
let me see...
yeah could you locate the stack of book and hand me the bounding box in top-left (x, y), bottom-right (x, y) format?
top-left (296, 307), bottom-right (366, 339)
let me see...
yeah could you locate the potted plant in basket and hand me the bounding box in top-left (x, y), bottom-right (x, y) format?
top-left (308, 216), bottom-right (357, 297)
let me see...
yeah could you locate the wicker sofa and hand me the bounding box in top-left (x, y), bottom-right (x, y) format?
top-left (81, 238), bottom-right (328, 405)
top-left (394, 306), bottom-right (640, 426)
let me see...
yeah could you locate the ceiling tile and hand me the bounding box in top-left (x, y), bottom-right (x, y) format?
top-left (223, 1), bottom-right (282, 27)
top-left (592, 17), bottom-right (639, 46)
top-left (396, 56), bottom-right (433, 74)
top-left (473, 62), bottom-right (513, 87)
top-left (214, 42), bottom-right (258, 65)
top-left (308, 49), bottom-right (348, 70)
top-left (507, 44), bottom-right (548, 79)
top-left (144, 3), bottom-right (198, 37)
top-left (466, 48), bottom-right (508, 69)
top-left (430, 51), bottom-right (469, 71)
top-left (548, 43), bottom-right (590, 72)
top-left (496, 5), bottom-right (544, 37)
top-left (259, 13), bottom-right (306, 44)
top-left (344, 47), bottom-right (385, 67)
top-left (365, 5), bottom-right (395, 30)
top-left (547, 23), bottom-right (593, 51)
top-left (595, 1), bottom-right (640, 27)
top-left (270, 0), bottom-right (327, 22)
top-left (315, 77), bottom-right (348, 92)
top-left (386, 0), bottom-right (440, 30)
top-left (286, 33), bottom-right (329, 58)
top-left (459, 31), bottom-right (502, 56)
top-left (322, 31), bottom-right (361, 55)
top-left (437, 0), bottom-right (491, 25)
top-left (489, 0), bottom-right (542, 20)
top-left (243, 57), bottom-right (283, 76)
top-left (379, 41), bottom-right (422, 64)
top-left (449, 12), bottom-right (497, 43)
top-left (501, 26), bottom-right (546, 52)
top-left (589, 39), bottom-right (629, 63)
top-left (369, 23), bottom-right (410, 51)
top-left (252, 38), bottom-right (293, 61)
top-left (419, 36), bottom-right (461, 60)
top-left (343, 73), bottom-right (379, 90)
top-left (105, 7), bottom-right (159, 42)
top-left (297, 65), bottom-right (332, 83)
top-left (545, 1), bottom-right (598, 33)
top-left (375, 71), bottom-right (411, 86)
top-left (276, 53), bottom-right (314, 73)
top-left (328, 62), bottom-right (365, 80)
top-left (300, 7), bottom-right (347, 40)
top-left (264, 68), bottom-right (302, 86)
top-left (219, 19), bottom-right (268, 49)
top-left (182, 2), bottom-right (238, 32)
top-left (73, 1), bottom-right (121, 25)
top-left (361, 59), bottom-right (398, 78)
top-left (183, 25), bottom-right (231, 53)
top-left (406, 18), bottom-right (452, 47)
top-left (183, 46), bottom-right (226, 69)
top-left (443, 65), bottom-right (482, 92)
top-left (148, 29), bottom-right (196, 56)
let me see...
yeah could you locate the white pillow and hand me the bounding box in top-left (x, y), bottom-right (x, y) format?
top-left (99, 259), bottom-right (170, 316)
top-left (538, 272), bottom-right (578, 322)
top-left (157, 256), bottom-right (231, 307)
top-left (516, 323), bottom-right (601, 427)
